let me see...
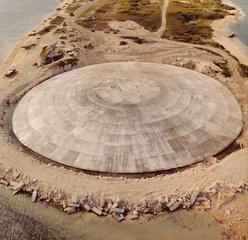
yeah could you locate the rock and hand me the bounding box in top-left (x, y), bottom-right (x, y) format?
top-left (91, 207), bottom-right (102, 216)
top-left (83, 203), bottom-right (91, 212)
top-left (100, 199), bottom-right (106, 208)
top-left (166, 198), bottom-right (177, 208)
top-left (190, 191), bottom-right (200, 205)
top-left (130, 210), bottom-right (139, 220)
top-left (71, 195), bottom-right (79, 204)
top-left (105, 202), bottom-right (113, 212)
top-left (0, 179), bottom-right (9, 186)
top-left (132, 210), bottom-right (139, 215)
top-left (174, 58), bottom-right (196, 70)
top-left (225, 210), bottom-right (231, 215)
top-left (112, 202), bottom-right (119, 209)
top-left (10, 182), bottom-right (25, 195)
top-left (68, 203), bottom-right (80, 208)
top-left (182, 201), bottom-right (191, 209)
top-left (40, 45), bottom-right (64, 65)
top-left (4, 68), bottom-right (17, 78)
top-left (210, 188), bottom-right (218, 196)
top-left (228, 33), bottom-right (235, 38)
top-left (236, 187), bottom-right (243, 193)
top-left (112, 207), bottom-right (125, 214)
top-left (130, 214), bottom-right (139, 220)
top-left (84, 43), bottom-right (94, 50)
top-left (32, 190), bottom-right (38, 202)
top-left (203, 200), bottom-right (211, 209)
top-left (64, 206), bottom-right (77, 214)
top-left (196, 197), bottom-right (209, 202)
top-left (208, 182), bottom-right (221, 196)
top-left (119, 41), bottom-right (128, 46)
top-left (143, 208), bottom-right (150, 214)
top-left (169, 201), bottom-right (180, 211)
top-left (210, 63), bottom-right (222, 72)
top-left (102, 211), bottom-right (108, 216)
top-left (32, 178), bottom-right (37, 183)
top-left (121, 36), bottom-right (147, 44)
top-left (112, 212), bottom-right (125, 222)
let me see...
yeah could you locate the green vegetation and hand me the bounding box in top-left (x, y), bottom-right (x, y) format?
top-left (238, 63), bottom-right (248, 79)
top-left (50, 16), bottom-right (65, 26)
top-left (37, 25), bottom-right (56, 35)
top-left (214, 60), bottom-right (232, 77)
top-left (65, 0), bottom-right (85, 14)
top-left (195, 47), bottom-right (222, 57)
top-left (76, 0), bottom-right (163, 32)
top-left (163, 0), bottom-right (234, 44)
top-left (21, 44), bottom-right (36, 50)
top-left (53, 28), bottom-right (67, 34)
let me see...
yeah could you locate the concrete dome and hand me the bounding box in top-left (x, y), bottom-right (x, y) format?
top-left (12, 62), bottom-right (243, 173)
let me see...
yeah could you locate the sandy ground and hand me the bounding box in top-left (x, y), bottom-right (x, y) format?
top-left (154, 0), bottom-right (168, 37)
top-left (0, 0), bottom-right (247, 239)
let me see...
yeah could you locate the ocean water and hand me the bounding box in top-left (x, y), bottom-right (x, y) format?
top-left (230, 0), bottom-right (248, 46)
top-left (0, 0), bottom-right (58, 65)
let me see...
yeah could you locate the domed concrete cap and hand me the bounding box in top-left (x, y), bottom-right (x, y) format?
top-left (12, 62), bottom-right (243, 173)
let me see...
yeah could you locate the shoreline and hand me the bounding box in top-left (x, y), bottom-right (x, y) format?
top-left (0, 0), bottom-right (60, 67)
top-left (0, 0), bottom-right (74, 76)
top-left (212, 0), bottom-right (248, 65)
top-left (0, 0), bottom-right (247, 238)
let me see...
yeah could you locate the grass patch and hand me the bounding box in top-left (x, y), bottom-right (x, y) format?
top-left (121, 36), bottom-right (149, 44)
top-left (76, 0), bottom-right (163, 32)
top-left (163, 0), bottom-right (233, 44)
top-left (21, 44), bottom-right (37, 50)
top-left (214, 60), bottom-right (232, 77)
top-left (50, 16), bottom-right (65, 25)
top-left (66, 4), bottom-right (81, 14)
top-left (238, 63), bottom-right (248, 78)
top-left (195, 47), bottom-right (222, 57)
top-left (37, 25), bottom-right (56, 35)
top-left (65, 0), bottom-right (85, 14)
top-left (53, 28), bottom-right (67, 34)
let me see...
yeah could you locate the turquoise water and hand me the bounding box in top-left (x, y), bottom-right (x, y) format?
top-left (0, 0), bottom-right (58, 65)
top-left (230, 0), bottom-right (248, 46)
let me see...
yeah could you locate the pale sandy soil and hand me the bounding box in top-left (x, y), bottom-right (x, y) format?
top-left (154, 0), bottom-right (168, 37)
top-left (0, 0), bottom-right (247, 239)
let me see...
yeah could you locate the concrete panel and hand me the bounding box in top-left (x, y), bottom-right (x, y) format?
top-left (12, 62), bottom-right (243, 173)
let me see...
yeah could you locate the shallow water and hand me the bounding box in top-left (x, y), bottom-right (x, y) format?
top-left (0, 185), bottom-right (226, 240)
top-left (230, 0), bottom-right (248, 46)
top-left (0, 0), bottom-right (58, 65)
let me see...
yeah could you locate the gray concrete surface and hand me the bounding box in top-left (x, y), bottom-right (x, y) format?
top-left (12, 62), bottom-right (243, 173)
